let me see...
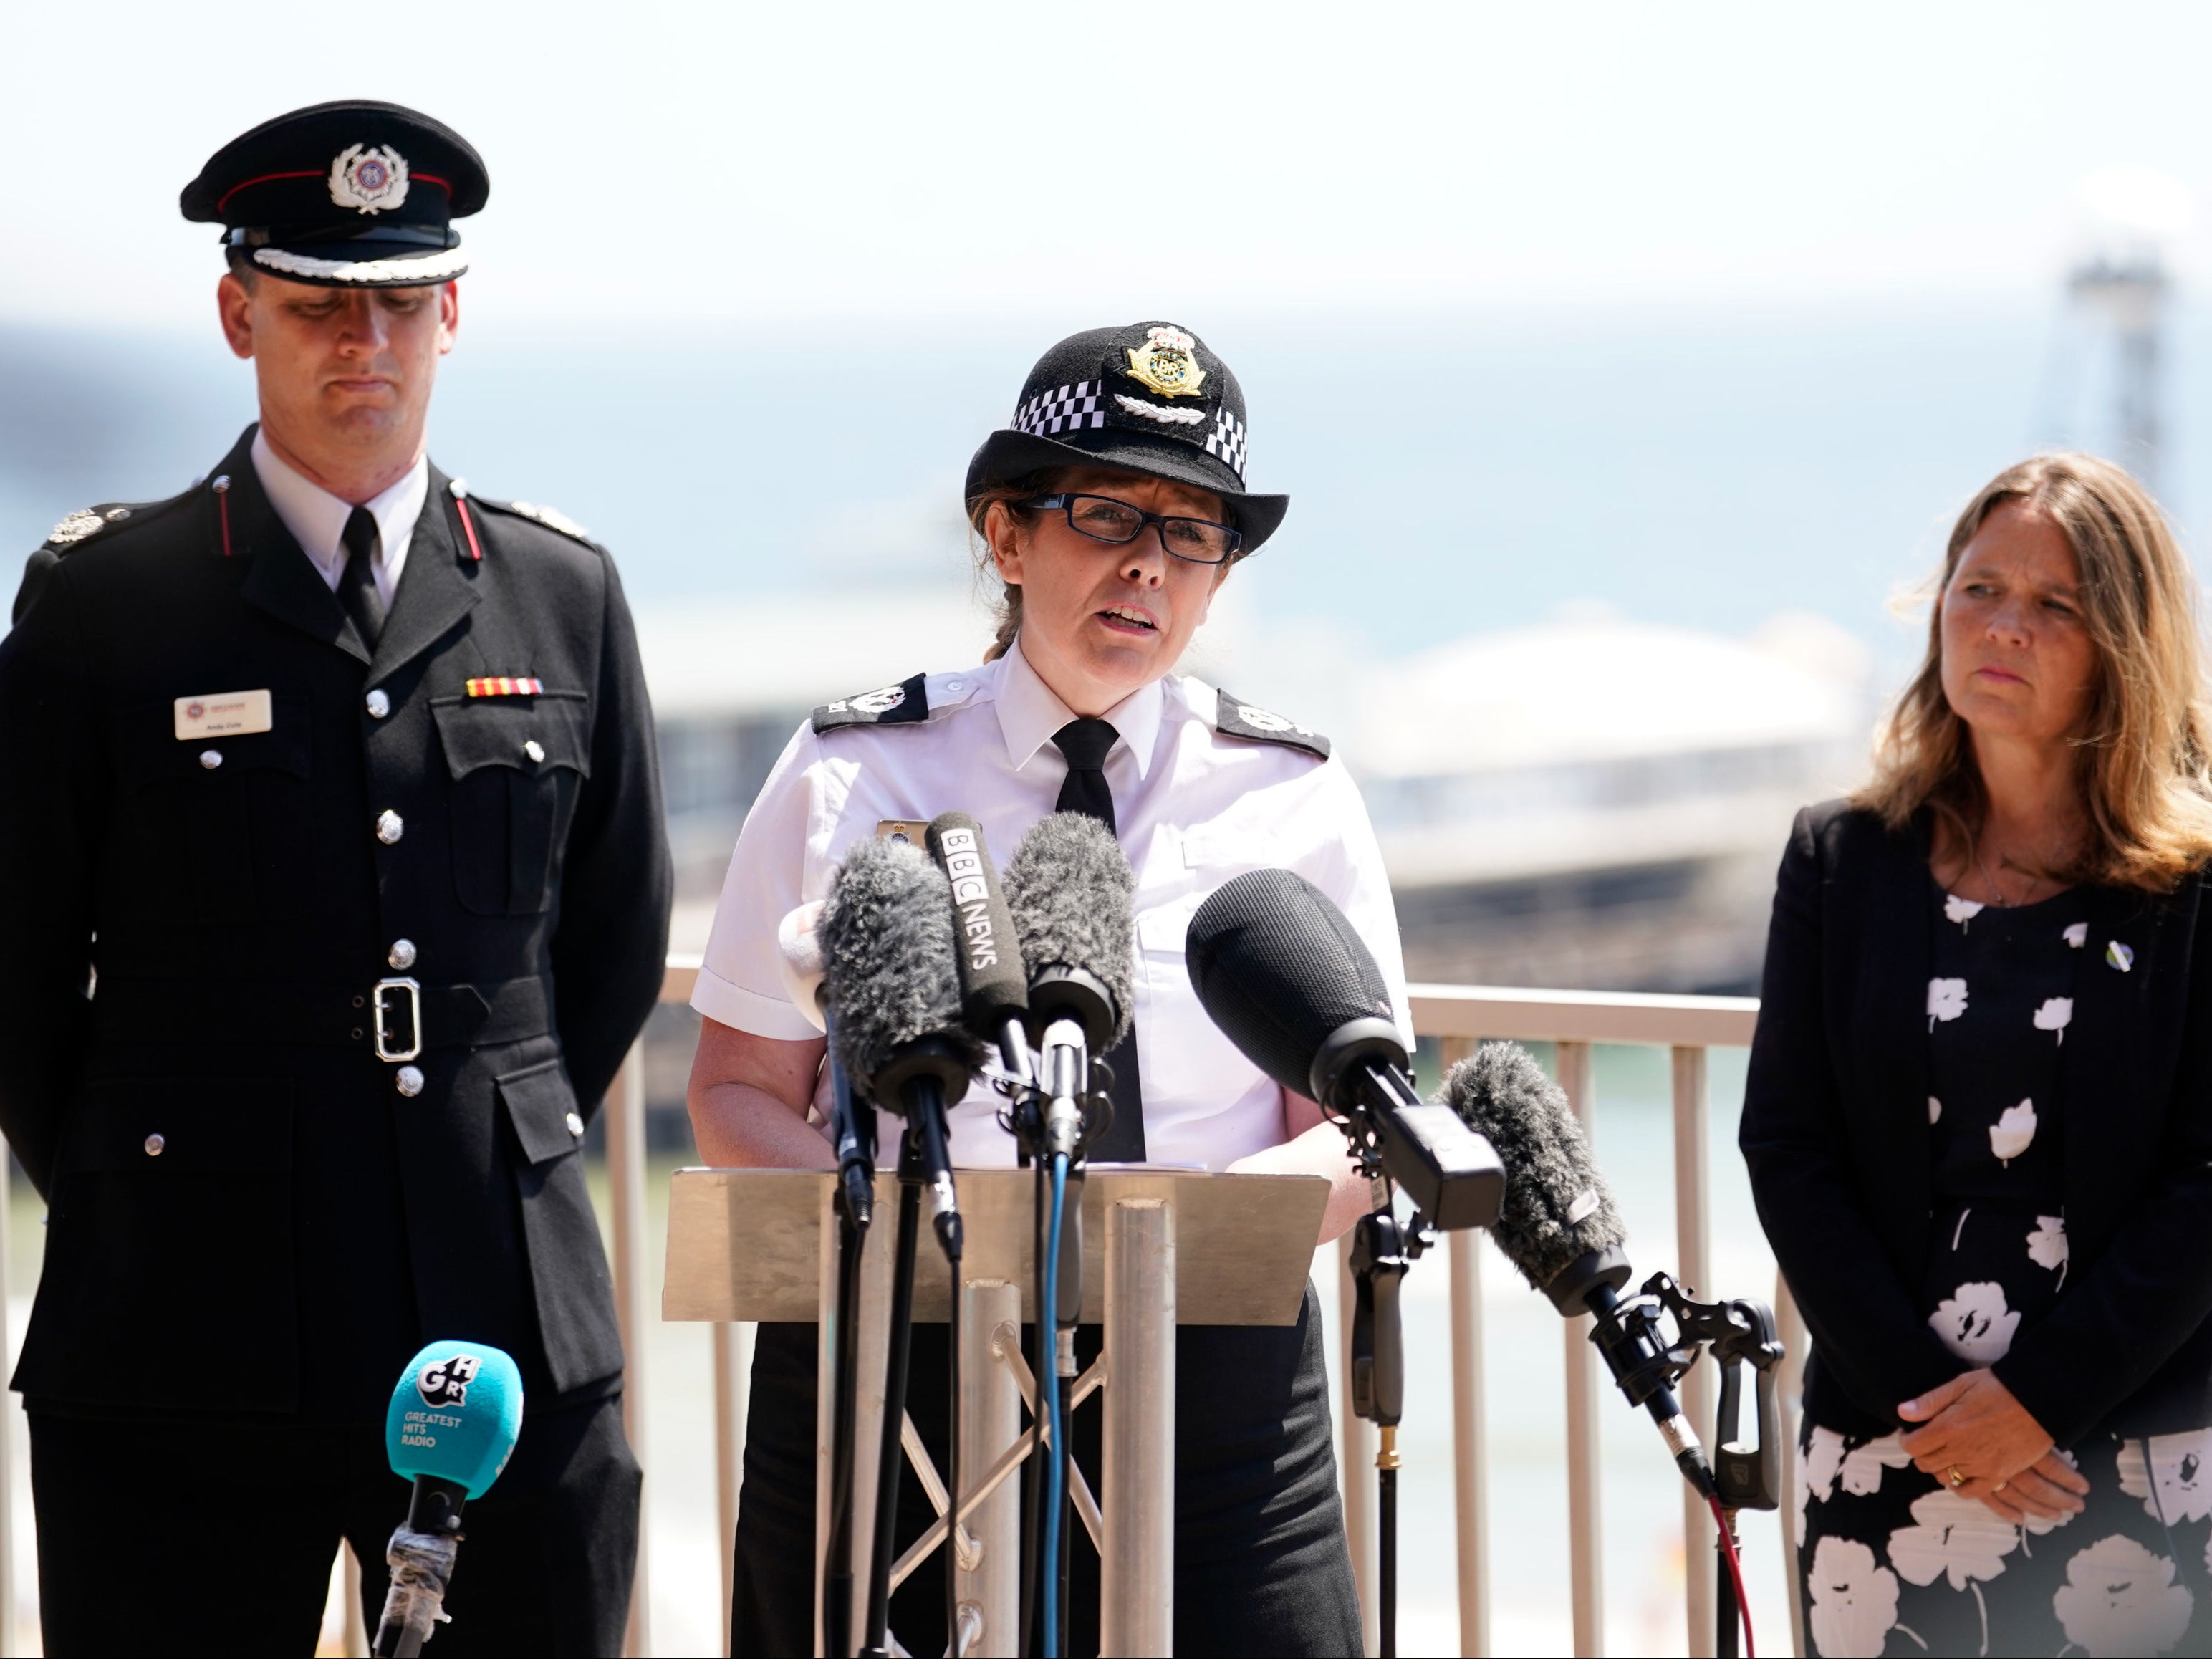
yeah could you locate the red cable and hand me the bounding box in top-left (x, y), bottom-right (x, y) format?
top-left (1708, 1493), bottom-right (1754, 1658)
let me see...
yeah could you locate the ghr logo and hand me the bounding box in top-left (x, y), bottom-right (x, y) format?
top-left (416, 1352), bottom-right (481, 1408)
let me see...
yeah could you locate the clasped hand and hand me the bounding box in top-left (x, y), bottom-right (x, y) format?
top-left (1897, 1369), bottom-right (2087, 1525)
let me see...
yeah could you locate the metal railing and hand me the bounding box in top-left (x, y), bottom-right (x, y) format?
top-left (0, 962), bottom-right (1801, 1658)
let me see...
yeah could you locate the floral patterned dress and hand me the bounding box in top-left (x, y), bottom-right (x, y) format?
top-left (1797, 881), bottom-right (2212, 1658)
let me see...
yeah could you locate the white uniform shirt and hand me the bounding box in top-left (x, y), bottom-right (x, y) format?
top-left (693, 639), bottom-right (1413, 1170)
top-left (251, 429), bottom-right (426, 609)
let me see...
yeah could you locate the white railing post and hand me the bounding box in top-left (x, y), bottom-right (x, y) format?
top-left (1338, 1233), bottom-right (1380, 1658)
top-left (1671, 1046), bottom-right (1716, 1657)
top-left (609, 1041), bottom-right (653, 1658)
top-left (1438, 1035), bottom-right (1489, 1659)
top-left (1555, 1040), bottom-right (1604, 1659)
top-left (714, 1320), bottom-right (754, 1657)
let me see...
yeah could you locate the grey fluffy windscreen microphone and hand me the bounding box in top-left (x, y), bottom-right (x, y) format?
top-left (819, 835), bottom-right (984, 1108)
top-left (1003, 812), bottom-right (1135, 1051)
top-left (1442, 1041), bottom-right (1716, 1497)
top-left (1441, 1042), bottom-right (1626, 1309)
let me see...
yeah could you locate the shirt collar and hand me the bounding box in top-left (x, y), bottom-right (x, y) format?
top-left (250, 428), bottom-right (430, 580)
top-left (994, 635), bottom-right (1165, 781)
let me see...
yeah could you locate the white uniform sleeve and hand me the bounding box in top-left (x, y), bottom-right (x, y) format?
top-left (691, 722), bottom-right (838, 1040)
top-left (1303, 758), bottom-right (1415, 1049)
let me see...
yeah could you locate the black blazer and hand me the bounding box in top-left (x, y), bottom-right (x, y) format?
top-left (1739, 799), bottom-right (2212, 1446)
top-left (0, 427), bottom-right (672, 1420)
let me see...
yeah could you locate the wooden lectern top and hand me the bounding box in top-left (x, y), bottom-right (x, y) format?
top-left (662, 1167), bottom-right (1327, 1326)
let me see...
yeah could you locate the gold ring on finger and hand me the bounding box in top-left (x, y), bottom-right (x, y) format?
top-left (1993, 1479), bottom-right (2008, 1492)
top-left (1946, 1464), bottom-right (1967, 1489)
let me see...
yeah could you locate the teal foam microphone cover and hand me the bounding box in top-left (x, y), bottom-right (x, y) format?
top-left (384, 1340), bottom-right (524, 1499)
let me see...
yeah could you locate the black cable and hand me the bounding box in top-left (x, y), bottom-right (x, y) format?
top-left (1378, 1465), bottom-right (1397, 1659)
top-left (825, 1203), bottom-right (866, 1659)
top-left (860, 1140), bottom-right (923, 1658)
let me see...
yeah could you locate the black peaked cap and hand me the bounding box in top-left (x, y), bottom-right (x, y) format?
top-left (965, 322), bottom-right (1289, 550)
top-left (181, 100), bottom-right (488, 289)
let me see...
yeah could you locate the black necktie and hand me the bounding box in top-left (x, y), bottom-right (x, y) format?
top-left (1051, 718), bottom-right (1145, 1161)
top-left (339, 506), bottom-right (385, 650)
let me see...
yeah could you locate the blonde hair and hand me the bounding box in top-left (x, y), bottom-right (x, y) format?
top-left (1854, 452), bottom-right (2212, 892)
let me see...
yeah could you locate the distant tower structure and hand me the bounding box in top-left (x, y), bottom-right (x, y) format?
top-left (2067, 168), bottom-right (2189, 493)
top-left (2069, 251), bottom-right (2167, 489)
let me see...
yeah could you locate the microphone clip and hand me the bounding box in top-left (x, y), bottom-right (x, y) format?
top-left (1640, 1274), bottom-right (1785, 1514)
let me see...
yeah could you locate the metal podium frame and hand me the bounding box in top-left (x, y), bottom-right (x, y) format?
top-left (664, 1167), bottom-right (1327, 1658)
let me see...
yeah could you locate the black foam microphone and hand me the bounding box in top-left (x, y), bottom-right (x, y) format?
top-left (820, 835), bottom-right (985, 1254)
top-left (924, 812), bottom-right (1032, 1082)
top-left (1004, 812), bottom-right (1135, 1160)
top-left (1184, 868), bottom-right (1503, 1230)
top-left (1442, 1041), bottom-right (1717, 1498)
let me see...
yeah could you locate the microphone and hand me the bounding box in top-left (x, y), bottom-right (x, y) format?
top-left (778, 900), bottom-right (872, 1229)
top-left (375, 1340), bottom-right (524, 1658)
top-left (1183, 869), bottom-right (1503, 1230)
top-left (1441, 1041), bottom-right (1718, 1498)
top-left (1003, 812), bottom-right (1134, 1160)
top-left (923, 812), bottom-right (1033, 1082)
top-left (819, 835), bottom-right (984, 1256)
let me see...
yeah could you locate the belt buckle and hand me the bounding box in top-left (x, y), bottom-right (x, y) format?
top-left (373, 977), bottom-right (423, 1062)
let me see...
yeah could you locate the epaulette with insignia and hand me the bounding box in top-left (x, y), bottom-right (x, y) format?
top-left (813, 673), bottom-right (931, 734)
top-left (37, 491), bottom-right (188, 556)
top-left (1216, 689), bottom-right (1329, 759)
top-left (467, 491), bottom-right (600, 545)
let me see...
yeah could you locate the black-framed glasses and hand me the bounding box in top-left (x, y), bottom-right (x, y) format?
top-left (1026, 494), bottom-right (1243, 565)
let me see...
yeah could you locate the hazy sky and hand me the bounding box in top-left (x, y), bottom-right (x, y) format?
top-left (8, 0), bottom-right (2212, 332)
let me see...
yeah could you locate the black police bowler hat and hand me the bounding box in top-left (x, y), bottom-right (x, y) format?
top-left (181, 100), bottom-right (489, 289)
top-left (965, 322), bottom-right (1289, 550)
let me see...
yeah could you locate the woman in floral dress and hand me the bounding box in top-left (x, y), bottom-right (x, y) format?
top-left (1741, 453), bottom-right (2212, 1658)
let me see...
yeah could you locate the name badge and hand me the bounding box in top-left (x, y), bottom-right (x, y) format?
top-left (174, 689), bottom-right (272, 739)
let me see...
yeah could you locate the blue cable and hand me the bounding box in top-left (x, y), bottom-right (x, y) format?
top-left (1039, 1150), bottom-right (1069, 1659)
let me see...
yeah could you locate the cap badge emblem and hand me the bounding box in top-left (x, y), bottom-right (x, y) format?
top-left (329, 143), bottom-right (411, 215)
top-left (1124, 325), bottom-right (1206, 400)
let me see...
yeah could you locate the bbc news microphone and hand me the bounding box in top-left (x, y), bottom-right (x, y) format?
top-left (374, 1341), bottom-right (524, 1658)
top-left (818, 833), bottom-right (989, 1659)
top-left (923, 812), bottom-right (1034, 1085)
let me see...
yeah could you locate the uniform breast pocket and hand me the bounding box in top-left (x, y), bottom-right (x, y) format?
top-left (431, 693), bottom-right (591, 917)
top-left (110, 696), bottom-right (313, 925)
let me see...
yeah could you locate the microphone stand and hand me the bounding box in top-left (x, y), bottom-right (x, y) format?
top-left (822, 1032), bottom-right (873, 1659)
top-left (1347, 1181), bottom-right (1425, 1659)
top-left (859, 1070), bottom-right (966, 1659)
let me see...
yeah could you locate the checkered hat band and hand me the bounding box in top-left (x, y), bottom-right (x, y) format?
top-left (1203, 408), bottom-right (1249, 482)
top-left (1014, 381), bottom-right (1105, 436)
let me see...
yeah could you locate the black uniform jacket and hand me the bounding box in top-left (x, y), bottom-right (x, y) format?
top-left (0, 427), bottom-right (672, 1421)
top-left (1740, 799), bottom-right (2212, 1447)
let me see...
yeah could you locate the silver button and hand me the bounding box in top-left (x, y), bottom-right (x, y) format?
top-left (375, 809), bottom-right (404, 845)
top-left (388, 938), bottom-right (418, 971)
top-left (365, 688), bottom-right (390, 719)
top-left (948, 680), bottom-right (964, 691)
top-left (143, 1133), bottom-right (165, 1156)
top-left (565, 1112), bottom-right (585, 1138)
top-left (104, 507), bottom-right (131, 522)
top-left (395, 1065), bottom-right (425, 1097)
top-left (211, 474), bottom-right (231, 493)
top-left (523, 739), bottom-right (545, 764)
top-left (198, 749), bottom-right (223, 770)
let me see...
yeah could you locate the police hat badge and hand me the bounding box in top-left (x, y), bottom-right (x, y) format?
top-left (963, 320), bottom-right (1288, 550)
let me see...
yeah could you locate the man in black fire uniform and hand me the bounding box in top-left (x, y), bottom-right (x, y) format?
top-left (0, 100), bottom-right (670, 1654)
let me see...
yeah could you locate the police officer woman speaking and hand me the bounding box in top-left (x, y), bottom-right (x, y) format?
top-left (0, 103), bottom-right (670, 1653)
top-left (688, 322), bottom-right (1406, 1655)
